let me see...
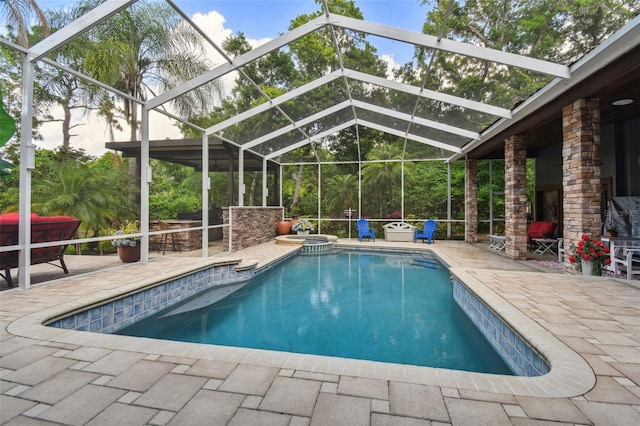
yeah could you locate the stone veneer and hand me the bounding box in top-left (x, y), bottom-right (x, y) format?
top-left (222, 206), bottom-right (283, 251)
top-left (504, 135), bottom-right (528, 260)
top-left (562, 98), bottom-right (601, 273)
top-left (465, 159), bottom-right (478, 243)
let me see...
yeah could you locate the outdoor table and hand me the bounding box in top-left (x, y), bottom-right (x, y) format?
top-left (532, 238), bottom-right (559, 255)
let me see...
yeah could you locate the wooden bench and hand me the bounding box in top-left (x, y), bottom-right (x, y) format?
top-left (1, 213), bottom-right (81, 287)
top-left (383, 222), bottom-right (416, 242)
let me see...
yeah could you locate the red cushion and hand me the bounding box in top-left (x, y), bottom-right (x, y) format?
top-left (33, 215), bottom-right (78, 223)
top-left (0, 213), bottom-right (40, 224)
top-left (527, 221), bottom-right (555, 239)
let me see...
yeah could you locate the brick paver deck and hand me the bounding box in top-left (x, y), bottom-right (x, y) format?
top-left (2, 240), bottom-right (640, 425)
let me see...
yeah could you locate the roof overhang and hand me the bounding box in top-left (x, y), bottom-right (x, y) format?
top-left (105, 137), bottom-right (275, 172)
top-left (456, 14), bottom-right (640, 161)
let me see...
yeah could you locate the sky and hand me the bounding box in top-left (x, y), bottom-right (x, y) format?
top-left (29, 0), bottom-right (431, 157)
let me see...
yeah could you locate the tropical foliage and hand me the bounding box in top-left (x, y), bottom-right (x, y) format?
top-left (1, 0), bottom-right (636, 247)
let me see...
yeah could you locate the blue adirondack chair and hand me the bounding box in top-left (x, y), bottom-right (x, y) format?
top-left (357, 218), bottom-right (376, 242)
top-left (415, 219), bottom-right (437, 243)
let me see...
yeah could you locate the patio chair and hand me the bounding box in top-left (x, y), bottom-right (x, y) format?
top-left (415, 219), bottom-right (437, 244)
top-left (609, 239), bottom-right (640, 280)
top-left (357, 219), bottom-right (376, 242)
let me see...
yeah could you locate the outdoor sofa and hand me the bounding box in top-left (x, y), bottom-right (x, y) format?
top-left (0, 213), bottom-right (81, 287)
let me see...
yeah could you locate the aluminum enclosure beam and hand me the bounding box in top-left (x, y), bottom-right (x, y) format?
top-left (342, 69), bottom-right (512, 118)
top-left (350, 100), bottom-right (479, 140)
top-left (29, 0), bottom-right (134, 61)
top-left (265, 120), bottom-right (357, 160)
top-left (329, 14), bottom-right (570, 79)
top-left (358, 119), bottom-right (462, 153)
top-left (205, 71), bottom-right (344, 135)
top-left (242, 100), bottom-right (352, 150)
top-left (206, 67), bottom-right (511, 145)
top-left (265, 117), bottom-right (461, 161)
top-left (148, 14), bottom-right (331, 109)
top-left (449, 14), bottom-right (640, 161)
top-left (241, 99), bottom-right (473, 153)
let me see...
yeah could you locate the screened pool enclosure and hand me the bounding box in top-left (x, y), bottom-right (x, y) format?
top-left (2, 0), bottom-right (637, 288)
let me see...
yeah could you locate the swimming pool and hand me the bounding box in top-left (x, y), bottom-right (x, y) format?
top-left (116, 250), bottom-right (513, 374)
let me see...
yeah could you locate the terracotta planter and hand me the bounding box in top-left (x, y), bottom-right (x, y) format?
top-left (277, 220), bottom-right (291, 235)
top-left (117, 245), bottom-right (140, 263)
top-left (289, 216), bottom-right (298, 234)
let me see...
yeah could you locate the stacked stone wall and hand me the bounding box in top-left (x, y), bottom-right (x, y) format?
top-left (505, 135), bottom-right (528, 260)
top-left (222, 207), bottom-right (284, 251)
top-left (465, 159), bottom-right (478, 243)
top-left (562, 98), bottom-right (601, 273)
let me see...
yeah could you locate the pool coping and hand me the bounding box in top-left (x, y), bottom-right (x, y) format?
top-left (6, 247), bottom-right (595, 399)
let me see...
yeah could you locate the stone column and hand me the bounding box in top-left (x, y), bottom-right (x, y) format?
top-left (562, 98), bottom-right (601, 273)
top-left (504, 135), bottom-right (528, 260)
top-left (465, 159), bottom-right (478, 243)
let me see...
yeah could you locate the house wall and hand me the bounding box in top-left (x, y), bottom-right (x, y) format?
top-left (536, 119), bottom-right (638, 197)
top-left (535, 144), bottom-right (562, 188)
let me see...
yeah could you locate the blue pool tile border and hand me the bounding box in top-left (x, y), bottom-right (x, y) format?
top-left (452, 277), bottom-right (550, 377)
top-left (48, 247), bottom-right (549, 377)
top-left (48, 262), bottom-right (256, 334)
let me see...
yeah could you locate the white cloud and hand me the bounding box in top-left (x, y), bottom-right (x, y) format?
top-left (38, 8), bottom-right (273, 158)
top-left (380, 54), bottom-right (400, 80)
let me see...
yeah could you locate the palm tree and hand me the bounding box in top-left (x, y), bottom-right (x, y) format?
top-left (31, 152), bottom-right (133, 247)
top-left (361, 144), bottom-right (404, 217)
top-left (324, 174), bottom-right (358, 215)
top-left (0, 0), bottom-right (49, 47)
top-left (84, 0), bottom-right (221, 142)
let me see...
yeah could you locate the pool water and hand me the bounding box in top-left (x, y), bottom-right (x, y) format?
top-left (117, 250), bottom-right (513, 374)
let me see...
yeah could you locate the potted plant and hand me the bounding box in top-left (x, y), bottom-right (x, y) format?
top-left (605, 223), bottom-right (617, 237)
top-left (568, 234), bottom-right (611, 276)
top-left (291, 219), bottom-right (314, 235)
top-left (111, 220), bottom-right (141, 262)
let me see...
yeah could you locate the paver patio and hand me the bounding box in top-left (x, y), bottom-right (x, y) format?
top-left (2, 240), bottom-right (640, 425)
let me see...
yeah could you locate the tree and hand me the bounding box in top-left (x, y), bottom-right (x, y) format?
top-left (323, 174), bottom-right (358, 215)
top-left (361, 144), bottom-right (404, 217)
top-left (83, 0), bottom-right (221, 142)
top-left (417, 0), bottom-right (639, 112)
top-left (0, 0), bottom-right (49, 47)
top-left (27, 148), bottom-right (133, 253)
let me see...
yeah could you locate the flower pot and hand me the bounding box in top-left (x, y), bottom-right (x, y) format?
top-left (581, 259), bottom-right (593, 276)
top-left (277, 220), bottom-right (291, 235)
top-left (117, 245), bottom-right (140, 263)
top-left (297, 230), bottom-right (309, 236)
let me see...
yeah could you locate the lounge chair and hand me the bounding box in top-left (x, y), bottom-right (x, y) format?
top-left (415, 219), bottom-right (437, 244)
top-left (357, 218), bottom-right (376, 242)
